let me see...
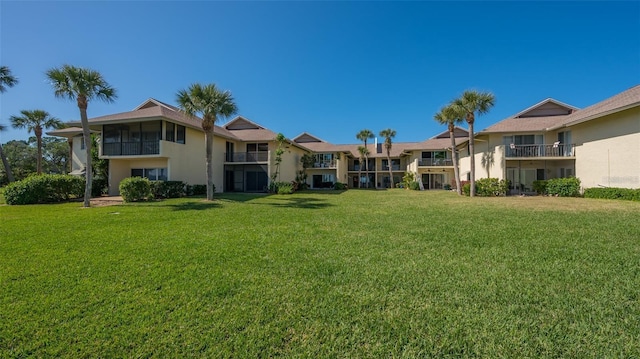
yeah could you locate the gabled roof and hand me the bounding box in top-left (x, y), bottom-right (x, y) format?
top-left (224, 116), bottom-right (265, 131)
top-left (46, 127), bottom-right (99, 138)
top-left (480, 98), bottom-right (579, 134)
top-left (549, 84), bottom-right (640, 130)
top-left (432, 126), bottom-right (468, 139)
top-left (293, 132), bottom-right (327, 143)
top-left (512, 98), bottom-right (578, 118)
top-left (224, 116), bottom-right (279, 142)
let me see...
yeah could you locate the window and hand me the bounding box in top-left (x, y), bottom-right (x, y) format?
top-left (131, 168), bottom-right (167, 181)
top-left (247, 143), bottom-right (268, 152)
top-left (79, 135), bottom-right (85, 150)
top-left (176, 125), bottom-right (185, 144)
top-left (166, 122), bottom-right (175, 142)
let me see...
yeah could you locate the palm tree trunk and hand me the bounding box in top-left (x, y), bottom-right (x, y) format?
top-left (0, 143), bottom-right (15, 182)
top-left (205, 130), bottom-right (215, 200)
top-left (387, 151), bottom-right (393, 189)
top-left (78, 100), bottom-right (92, 207)
top-left (358, 160), bottom-right (362, 189)
top-left (67, 138), bottom-right (73, 173)
top-left (468, 120), bottom-right (475, 197)
top-left (36, 126), bottom-right (43, 175)
top-left (364, 155), bottom-right (369, 189)
top-left (449, 126), bottom-right (461, 195)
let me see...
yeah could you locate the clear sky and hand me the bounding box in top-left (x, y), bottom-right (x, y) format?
top-left (1, 1), bottom-right (639, 145)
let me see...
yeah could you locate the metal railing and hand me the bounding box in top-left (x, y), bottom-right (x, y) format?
top-left (311, 161), bottom-right (336, 168)
top-left (505, 144), bottom-right (575, 158)
top-left (419, 158), bottom-right (453, 166)
top-left (103, 141), bottom-right (160, 156)
top-left (381, 164), bottom-right (402, 171)
top-left (225, 151), bottom-right (269, 162)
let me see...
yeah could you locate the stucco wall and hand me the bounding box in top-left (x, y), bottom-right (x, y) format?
top-left (572, 107), bottom-right (640, 189)
top-left (72, 136), bottom-right (86, 172)
top-left (108, 158), bottom-right (169, 195)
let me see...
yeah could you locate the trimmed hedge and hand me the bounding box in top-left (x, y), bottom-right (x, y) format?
top-left (92, 178), bottom-right (109, 197)
top-left (4, 174), bottom-right (84, 205)
top-left (269, 181), bottom-right (294, 194)
top-left (119, 177), bottom-right (153, 202)
top-left (532, 180), bottom-right (548, 195)
top-left (476, 178), bottom-right (509, 197)
top-left (333, 182), bottom-right (347, 190)
top-left (186, 184), bottom-right (207, 196)
top-left (151, 181), bottom-right (186, 199)
top-left (584, 187), bottom-right (640, 201)
top-left (546, 177), bottom-right (581, 197)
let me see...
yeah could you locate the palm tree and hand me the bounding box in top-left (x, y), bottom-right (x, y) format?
top-left (434, 105), bottom-right (464, 195)
top-left (0, 124), bottom-right (15, 182)
top-left (176, 83), bottom-right (237, 200)
top-left (47, 64), bottom-right (117, 207)
top-left (453, 90), bottom-right (495, 197)
top-left (356, 129), bottom-right (374, 188)
top-left (10, 110), bottom-right (63, 174)
top-left (0, 66), bottom-right (18, 93)
top-left (357, 145), bottom-right (369, 189)
top-left (379, 128), bottom-right (396, 188)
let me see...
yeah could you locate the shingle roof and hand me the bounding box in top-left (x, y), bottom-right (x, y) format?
top-left (480, 115), bottom-right (572, 133)
top-left (550, 84), bottom-right (640, 129)
top-left (46, 127), bottom-right (91, 138)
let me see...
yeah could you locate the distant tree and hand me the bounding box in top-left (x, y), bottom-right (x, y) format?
top-left (47, 64), bottom-right (117, 207)
top-left (41, 136), bottom-right (70, 174)
top-left (0, 140), bottom-right (36, 183)
top-left (176, 83), bottom-right (237, 200)
top-left (379, 128), bottom-right (396, 188)
top-left (0, 66), bottom-right (18, 93)
top-left (453, 90), bottom-right (495, 197)
top-left (10, 110), bottom-right (63, 174)
top-left (434, 104), bottom-right (464, 195)
top-left (0, 124), bottom-right (15, 183)
top-left (356, 129), bottom-right (374, 188)
top-left (357, 145), bottom-right (369, 189)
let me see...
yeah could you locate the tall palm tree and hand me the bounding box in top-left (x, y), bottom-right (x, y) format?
top-left (0, 124), bottom-right (15, 182)
top-left (434, 105), bottom-right (464, 195)
top-left (453, 90), bottom-right (495, 197)
top-left (0, 66), bottom-right (18, 93)
top-left (10, 110), bottom-right (63, 174)
top-left (357, 145), bottom-right (369, 189)
top-left (356, 129), bottom-right (374, 188)
top-left (47, 64), bottom-right (117, 207)
top-left (379, 128), bottom-right (396, 188)
top-left (176, 83), bottom-right (237, 200)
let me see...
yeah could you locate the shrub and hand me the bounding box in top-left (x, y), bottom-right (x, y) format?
top-left (532, 180), bottom-right (548, 195)
top-left (443, 184), bottom-right (452, 191)
top-left (409, 181), bottom-right (420, 191)
top-left (119, 177), bottom-right (153, 202)
top-left (584, 187), bottom-right (640, 201)
top-left (151, 181), bottom-right (186, 199)
top-left (186, 184), bottom-right (207, 196)
top-left (269, 181), bottom-right (294, 194)
top-left (476, 178), bottom-right (509, 197)
top-left (277, 182), bottom-right (294, 195)
top-left (462, 183), bottom-right (471, 196)
top-left (333, 182), bottom-right (347, 190)
top-left (4, 174), bottom-right (84, 205)
top-left (92, 178), bottom-right (109, 197)
top-left (546, 177), bottom-right (581, 197)
top-left (402, 172), bottom-right (416, 189)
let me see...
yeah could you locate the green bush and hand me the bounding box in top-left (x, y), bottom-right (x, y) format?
top-left (409, 181), bottom-right (420, 191)
top-left (186, 184), bottom-right (207, 196)
top-left (443, 184), bottom-right (452, 191)
top-left (92, 178), bottom-right (109, 197)
top-left (546, 177), bottom-right (581, 197)
top-left (151, 181), bottom-right (186, 199)
top-left (584, 187), bottom-right (640, 201)
top-left (402, 172), bottom-right (416, 189)
top-left (269, 181), bottom-right (294, 194)
top-left (119, 177), bottom-right (153, 202)
top-left (476, 178), bottom-right (509, 197)
top-left (462, 183), bottom-right (471, 196)
top-left (4, 174), bottom-right (84, 205)
top-left (277, 182), bottom-right (294, 195)
top-left (532, 180), bottom-right (548, 195)
top-left (333, 182), bottom-right (347, 190)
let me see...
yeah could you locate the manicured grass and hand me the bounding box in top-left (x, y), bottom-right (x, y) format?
top-left (1, 190), bottom-right (639, 357)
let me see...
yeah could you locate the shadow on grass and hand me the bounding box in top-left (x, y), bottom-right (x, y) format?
top-left (263, 196), bottom-right (333, 209)
top-left (167, 201), bottom-right (222, 211)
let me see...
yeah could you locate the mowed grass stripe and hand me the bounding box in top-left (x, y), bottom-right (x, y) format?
top-left (1, 190), bottom-right (639, 357)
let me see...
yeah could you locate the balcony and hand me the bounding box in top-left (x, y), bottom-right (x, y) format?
top-left (419, 158), bottom-right (453, 167)
top-left (103, 141), bottom-right (159, 156)
top-left (311, 161), bottom-right (336, 168)
top-left (349, 165), bottom-right (376, 171)
top-left (381, 164), bottom-right (402, 171)
top-left (506, 144), bottom-right (575, 158)
top-left (225, 151), bottom-right (269, 162)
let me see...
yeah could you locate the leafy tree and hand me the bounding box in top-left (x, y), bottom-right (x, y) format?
top-left (0, 124), bottom-right (15, 182)
top-left (176, 83), bottom-right (237, 200)
top-left (47, 64), bottom-right (117, 207)
top-left (90, 134), bottom-right (108, 179)
top-left (356, 129), bottom-right (374, 188)
top-left (379, 128), bottom-right (396, 188)
top-left (453, 90), bottom-right (495, 197)
top-left (272, 133), bottom-right (287, 182)
top-left (0, 140), bottom-right (36, 183)
top-left (434, 104), bottom-right (464, 195)
top-left (41, 137), bottom-right (70, 174)
top-left (357, 145), bottom-right (369, 189)
top-left (10, 110), bottom-right (63, 174)
top-left (0, 66), bottom-right (18, 93)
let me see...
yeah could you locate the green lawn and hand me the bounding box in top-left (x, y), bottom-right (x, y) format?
top-left (1, 190), bottom-right (639, 357)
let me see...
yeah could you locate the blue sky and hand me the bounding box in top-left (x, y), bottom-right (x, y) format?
top-left (1, 1), bottom-right (639, 145)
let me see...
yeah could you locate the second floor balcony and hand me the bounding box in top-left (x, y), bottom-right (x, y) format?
top-left (506, 143), bottom-right (575, 158)
top-left (103, 141), bottom-right (160, 156)
top-left (419, 158), bottom-right (453, 167)
top-left (381, 164), bottom-right (402, 171)
top-left (225, 151), bottom-right (269, 162)
top-left (311, 160), bottom-right (336, 168)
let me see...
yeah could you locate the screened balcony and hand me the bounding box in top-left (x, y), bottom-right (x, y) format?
top-left (102, 121), bottom-right (162, 156)
top-left (506, 143), bottom-right (575, 158)
top-left (225, 152), bottom-right (269, 162)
